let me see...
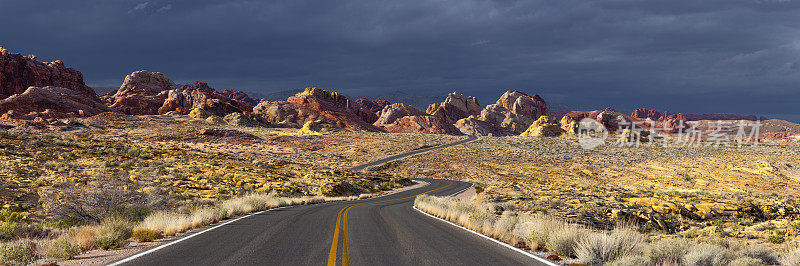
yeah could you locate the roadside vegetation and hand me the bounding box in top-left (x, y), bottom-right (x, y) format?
top-left (0, 192), bottom-right (375, 264)
top-left (415, 194), bottom-right (800, 265)
top-left (0, 124), bottom-right (409, 264)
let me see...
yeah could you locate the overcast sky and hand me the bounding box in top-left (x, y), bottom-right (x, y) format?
top-left (1, 0), bottom-right (798, 121)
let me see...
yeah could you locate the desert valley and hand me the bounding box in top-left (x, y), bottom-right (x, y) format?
top-left (1, 45), bottom-right (800, 265)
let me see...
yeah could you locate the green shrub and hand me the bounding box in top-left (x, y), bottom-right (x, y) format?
top-left (96, 235), bottom-right (120, 250)
top-left (0, 241), bottom-right (38, 265)
top-left (132, 229), bottom-right (162, 242)
top-left (0, 223), bottom-right (17, 241)
top-left (767, 234), bottom-right (785, 244)
top-left (44, 237), bottom-right (81, 259)
top-left (0, 211), bottom-right (28, 223)
top-left (94, 217), bottom-right (133, 250)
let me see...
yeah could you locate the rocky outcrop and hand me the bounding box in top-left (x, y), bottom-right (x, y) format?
top-left (355, 98), bottom-right (390, 112)
top-left (521, 116), bottom-right (564, 137)
top-left (158, 82), bottom-right (253, 116)
top-left (0, 50), bottom-right (112, 119)
top-left (0, 50), bottom-right (95, 99)
top-left (454, 116), bottom-right (514, 136)
top-left (377, 115), bottom-right (461, 135)
top-left (559, 110), bottom-right (632, 132)
top-left (253, 88), bottom-right (380, 131)
top-left (106, 71), bottom-right (252, 116)
top-left (373, 103), bottom-right (427, 126)
top-left (299, 120), bottom-right (344, 135)
top-left (223, 112), bottom-right (264, 127)
top-left (633, 108), bottom-right (766, 121)
top-left (219, 89), bottom-right (259, 106)
top-left (373, 103), bottom-right (460, 134)
top-left (478, 90), bottom-right (550, 134)
top-left (0, 86), bottom-right (114, 119)
top-left (426, 92), bottom-right (481, 124)
top-left (106, 70), bottom-right (176, 115)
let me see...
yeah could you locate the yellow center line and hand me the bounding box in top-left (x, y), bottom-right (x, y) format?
top-left (328, 182), bottom-right (453, 266)
top-left (327, 206), bottom-right (349, 266)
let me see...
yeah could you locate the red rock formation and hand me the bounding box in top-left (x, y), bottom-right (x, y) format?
top-left (559, 109), bottom-right (636, 131)
top-left (632, 108), bottom-right (766, 121)
top-left (426, 92), bottom-right (481, 124)
top-left (0, 86), bottom-right (113, 119)
top-left (219, 89), bottom-right (259, 106)
top-left (158, 81), bottom-right (253, 115)
top-left (379, 115), bottom-right (461, 135)
top-left (479, 90), bottom-right (551, 133)
top-left (455, 116), bottom-right (514, 136)
top-left (371, 103), bottom-right (459, 134)
top-left (254, 88), bottom-right (380, 131)
top-left (632, 108), bottom-right (664, 120)
top-left (106, 70), bottom-right (175, 115)
top-left (0, 50), bottom-right (112, 119)
top-left (0, 51), bottom-right (94, 99)
top-left (355, 98), bottom-right (390, 112)
top-left (106, 71), bottom-right (252, 116)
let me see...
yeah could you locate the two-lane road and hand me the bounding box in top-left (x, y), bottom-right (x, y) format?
top-left (117, 179), bottom-right (547, 265)
top-left (114, 136), bottom-right (551, 265)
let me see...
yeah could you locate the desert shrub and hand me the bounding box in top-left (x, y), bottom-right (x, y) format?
top-left (71, 226), bottom-right (98, 251)
top-left (684, 244), bottom-right (734, 266)
top-left (43, 236), bottom-right (81, 259)
top-left (0, 211), bottom-right (28, 223)
top-left (644, 238), bottom-right (692, 265)
top-left (750, 221), bottom-right (775, 231)
top-left (492, 212), bottom-right (518, 241)
top-left (606, 255), bottom-right (649, 266)
top-left (574, 226), bottom-right (645, 265)
top-left (132, 229), bottom-right (162, 242)
top-left (0, 241), bottom-right (38, 265)
top-left (94, 217), bottom-right (133, 250)
top-left (0, 222), bottom-right (17, 241)
top-left (728, 257), bottom-right (764, 266)
top-left (781, 248), bottom-right (800, 266)
top-left (767, 234), bottom-right (786, 244)
top-left (513, 214), bottom-right (563, 251)
top-left (546, 225), bottom-right (584, 258)
top-left (735, 245), bottom-right (779, 265)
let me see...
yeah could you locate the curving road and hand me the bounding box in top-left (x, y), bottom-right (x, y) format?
top-left (113, 136), bottom-right (551, 266)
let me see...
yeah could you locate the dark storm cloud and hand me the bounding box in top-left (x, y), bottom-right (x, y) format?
top-left (0, 0), bottom-right (798, 120)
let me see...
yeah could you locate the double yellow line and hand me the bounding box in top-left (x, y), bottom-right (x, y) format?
top-left (326, 182), bottom-right (452, 266)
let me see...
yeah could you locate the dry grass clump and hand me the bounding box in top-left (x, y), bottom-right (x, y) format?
top-left (42, 235), bottom-right (80, 259)
top-left (575, 226), bottom-right (645, 265)
top-left (0, 192), bottom-right (372, 264)
top-left (644, 238), bottom-right (692, 265)
top-left (415, 195), bottom-right (792, 266)
top-left (139, 193), bottom-right (367, 237)
top-left (131, 229), bottom-right (162, 242)
top-left (781, 248), bottom-right (800, 266)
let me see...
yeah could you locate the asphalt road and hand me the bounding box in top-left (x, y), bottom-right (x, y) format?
top-left (115, 179), bottom-right (548, 266)
top-left (114, 136), bottom-right (551, 265)
top-left (347, 135), bottom-right (478, 171)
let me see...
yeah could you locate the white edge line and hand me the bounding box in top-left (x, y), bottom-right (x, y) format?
top-left (110, 180), bottom-right (434, 265)
top-left (447, 182), bottom-right (474, 197)
top-left (108, 206), bottom-right (285, 265)
top-left (413, 206), bottom-right (559, 266)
